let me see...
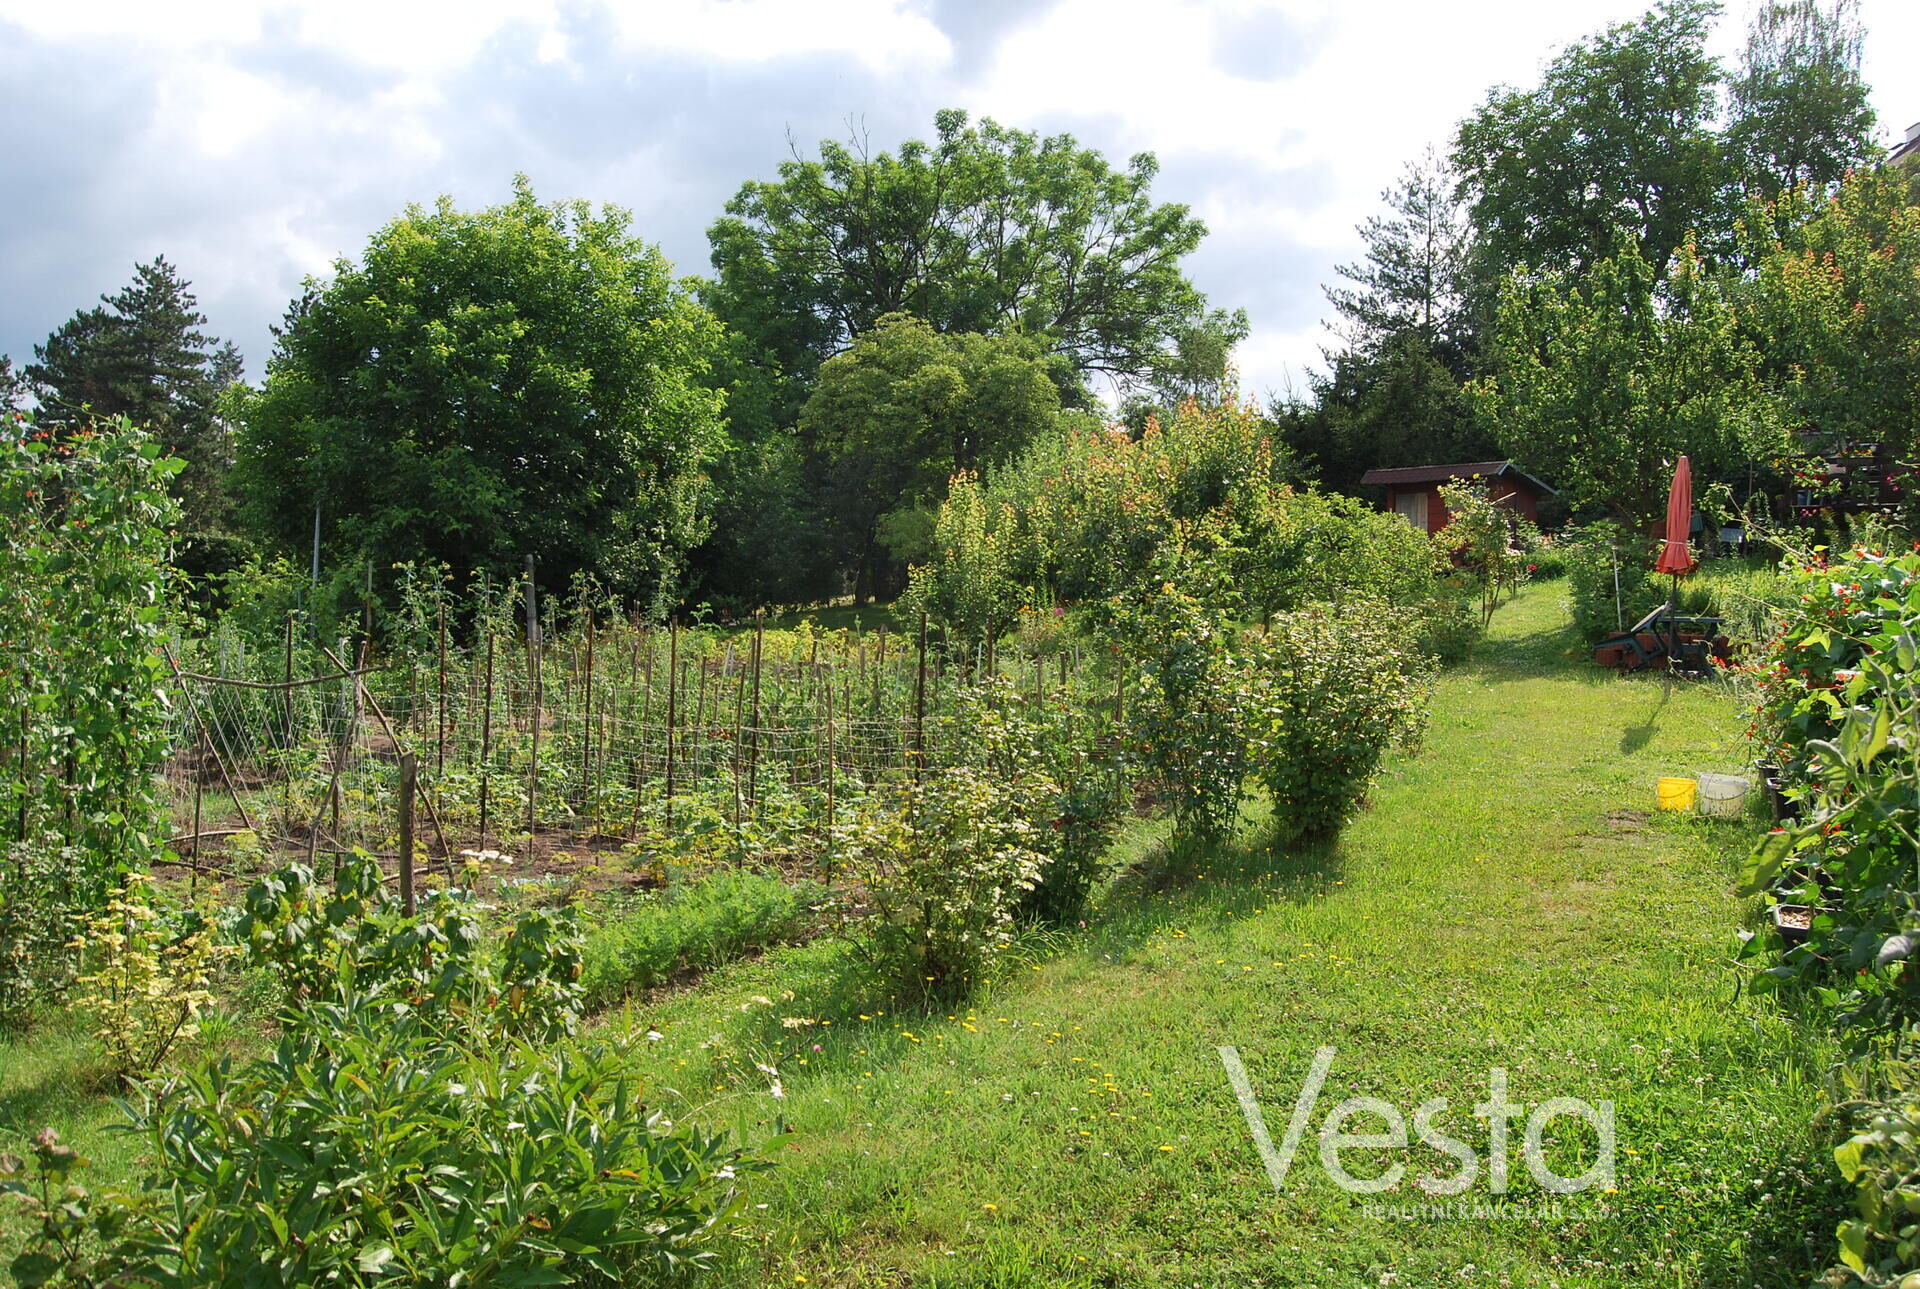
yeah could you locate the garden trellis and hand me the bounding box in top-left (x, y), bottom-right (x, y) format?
top-left (160, 595), bottom-right (1095, 879)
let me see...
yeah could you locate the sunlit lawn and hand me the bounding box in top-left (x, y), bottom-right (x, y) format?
top-left (605, 580), bottom-right (1845, 1287)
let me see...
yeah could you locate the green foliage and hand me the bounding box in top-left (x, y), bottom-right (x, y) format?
top-left (839, 754), bottom-right (1054, 1003)
top-left (1250, 489), bottom-right (1444, 616)
top-left (1474, 234), bottom-right (1784, 530)
top-left (1737, 173), bottom-right (1920, 524)
top-left (233, 853), bottom-right (585, 1042)
top-left (24, 257), bottom-right (243, 533)
top-left (110, 1004), bottom-right (762, 1288)
top-left (799, 313), bottom-right (1063, 595)
top-left (1251, 602), bottom-right (1435, 843)
top-left (1732, 547), bottom-right (1920, 1281)
top-left (1108, 578), bottom-right (1253, 851)
top-left (1832, 1061), bottom-right (1920, 1286)
top-left (0, 842), bottom-right (84, 1033)
top-left (579, 870), bottom-right (817, 1008)
top-left (0, 414), bottom-right (181, 879)
top-left (899, 471), bottom-right (1018, 644)
top-left (1725, 0), bottom-right (1877, 196)
top-left (233, 177), bottom-right (728, 610)
top-left (707, 108), bottom-right (1219, 396)
top-left (1453, 0), bottom-right (1724, 277)
top-left (1560, 521), bottom-right (1663, 643)
top-left (1436, 481), bottom-right (1537, 629)
top-left (0, 1130), bottom-right (101, 1289)
top-left (70, 874), bottom-right (231, 1082)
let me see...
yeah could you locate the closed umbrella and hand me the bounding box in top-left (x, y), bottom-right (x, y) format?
top-left (1654, 455), bottom-right (1696, 666)
top-left (1655, 455), bottom-right (1697, 577)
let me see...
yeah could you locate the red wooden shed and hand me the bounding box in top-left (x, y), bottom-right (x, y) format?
top-left (1357, 461), bottom-right (1556, 534)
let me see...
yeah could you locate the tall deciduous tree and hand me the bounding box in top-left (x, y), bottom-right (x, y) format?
top-left (1453, 0), bottom-right (1725, 278)
top-left (1726, 0), bottom-right (1877, 197)
top-left (232, 179), bottom-right (727, 608)
top-left (797, 312), bottom-right (1063, 600)
top-left (707, 110), bottom-right (1229, 395)
top-left (1472, 234), bottom-right (1783, 529)
top-left (25, 257), bottom-right (243, 532)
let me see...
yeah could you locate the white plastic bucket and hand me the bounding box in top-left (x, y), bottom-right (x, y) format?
top-left (1696, 773), bottom-right (1750, 818)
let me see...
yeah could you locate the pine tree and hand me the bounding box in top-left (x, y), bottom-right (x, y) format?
top-left (27, 258), bottom-right (243, 532)
top-left (1324, 147), bottom-right (1474, 367)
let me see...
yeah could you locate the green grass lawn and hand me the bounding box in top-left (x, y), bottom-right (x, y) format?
top-left (598, 580), bottom-right (1845, 1287)
top-left (0, 579), bottom-right (1847, 1286)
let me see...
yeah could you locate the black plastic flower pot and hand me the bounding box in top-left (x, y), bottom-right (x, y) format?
top-left (1765, 777), bottom-right (1802, 823)
top-left (1772, 903), bottom-right (1822, 947)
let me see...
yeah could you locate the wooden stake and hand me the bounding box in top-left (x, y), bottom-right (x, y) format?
top-left (398, 752), bottom-right (417, 916)
top-left (479, 625), bottom-right (495, 851)
top-left (525, 559), bottom-right (540, 843)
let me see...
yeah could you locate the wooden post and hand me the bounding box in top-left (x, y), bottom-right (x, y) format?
top-left (190, 724), bottom-right (206, 879)
top-left (479, 625), bottom-right (495, 852)
top-left (282, 613), bottom-right (296, 826)
top-left (823, 665), bottom-right (835, 852)
top-left (16, 693), bottom-right (29, 843)
top-left (436, 600), bottom-right (448, 776)
top-left (664, 620), bottom-right (678, 831)
top-left (525, 559), bottom-right (540, 843)
top-left (398, 752), bottom-right (417, 916)
top-left (161, 645), bottom-right (256, 834)
top-left (747, 613), bottom-right (763, 814)
top-left (581, 594), bottom-right (595, 812)
top-left (914, 612), bottom-right (928, 781)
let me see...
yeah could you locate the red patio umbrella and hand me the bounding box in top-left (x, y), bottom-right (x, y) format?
top-left (1654, 455), bottom-right (1696, 668)
top-left (1655, 455), bottom-right (1698, 577)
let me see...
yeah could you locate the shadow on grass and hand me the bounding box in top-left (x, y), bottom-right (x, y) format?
top-left (1080, 807), bottom-right (1346, 960)
top-left (1619, 680), bottom-right (1675, 754)
top-left (0, 1037), bottom-right (118, 1141)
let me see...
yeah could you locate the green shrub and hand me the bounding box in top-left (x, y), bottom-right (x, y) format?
top-left (1408, 591), bottom-right (1481, 664)
top-left (1108, 578), bottom-right (1254, 850)
top-left (101, 1001), bottom-right (764, 1287)
top-left (1251, 602), bottom-right (1435, 843)
top-left (232, 853), bottom-right (585, 1041)
top-left (1560, 520), bottom-right (1662, 643)
top-left (0, 415), bottom-right (181, 879)
top-left (70, 874), bottom-right (232, 1081)
top-left (839, 762), bottom-right (1053, 1001)
top-left (0, 841), bottom-right (86, 1033)
top-left (1832, 1060), bottom-right (1920, 1285)
top-left (580, 869), bottom-right (817, 1008)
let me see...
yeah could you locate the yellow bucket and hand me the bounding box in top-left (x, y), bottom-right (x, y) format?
top-left (1656, 777), bottom-right (1697, 812)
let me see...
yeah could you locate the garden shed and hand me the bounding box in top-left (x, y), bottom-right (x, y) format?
top-left (1358, 461), bottom-right (1556, 534)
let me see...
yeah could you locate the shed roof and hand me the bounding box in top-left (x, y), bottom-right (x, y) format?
top-left (1358, 461), bottom-right (1557, 495)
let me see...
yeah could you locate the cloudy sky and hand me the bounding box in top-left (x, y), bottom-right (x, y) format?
top-left (3, 0), bottom-right (1916, 404)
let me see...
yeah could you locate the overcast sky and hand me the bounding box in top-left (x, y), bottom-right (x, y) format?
top-left (3, 0), bottom-right (1916, 405)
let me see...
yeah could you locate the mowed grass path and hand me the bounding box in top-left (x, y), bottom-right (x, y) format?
top-left (615, 581), bottom-right (1843, 1288)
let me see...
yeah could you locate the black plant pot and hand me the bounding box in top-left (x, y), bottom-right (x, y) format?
top-left (1765, 777), bottom-right (1802, 823)
top-left (1772, 904), bottom-right (1817, 946)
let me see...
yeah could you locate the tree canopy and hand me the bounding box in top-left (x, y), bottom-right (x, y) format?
top-left (1473, 234), bottom-right (1783, 528)
top-left (1726, 0), bottom-right (1878, 197)
top-left (24, 257), bottom-right (243, 532)
top-left (232, 179), bottom-right (728, 607)
top-left (796, 312), bottom-right (1066, 600)
top-left (1453, 0), bottom-right (1725, 279)
top-left (706, 109), bottom-right (1229, 395)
